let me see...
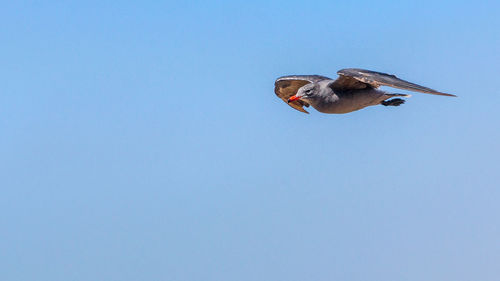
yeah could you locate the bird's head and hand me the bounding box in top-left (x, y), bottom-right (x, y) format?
top-left (287, 83), bottom-right (317, 103)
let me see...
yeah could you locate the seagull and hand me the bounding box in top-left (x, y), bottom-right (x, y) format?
top-left (274, 68), bottom-right (455, 114)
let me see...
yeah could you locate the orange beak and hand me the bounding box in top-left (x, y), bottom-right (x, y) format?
top-left (287, 95), bottom-right (300, 103)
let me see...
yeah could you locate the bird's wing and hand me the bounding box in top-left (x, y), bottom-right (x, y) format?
top-left (274, 75), bottom-right (330, 113)
top-left (331, 68), bottom-right (455, 97)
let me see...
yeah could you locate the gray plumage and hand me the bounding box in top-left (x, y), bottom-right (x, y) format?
top-left (274, 68), bottom-right (455, 114)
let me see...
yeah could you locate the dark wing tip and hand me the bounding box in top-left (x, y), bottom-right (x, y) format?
top-left (435, 92), bottom-right (457, 97)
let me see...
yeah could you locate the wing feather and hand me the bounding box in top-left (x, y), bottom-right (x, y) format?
top-left (274, 75), bottom-right (330, 113)
top-left (332, 68), bottom-right (455, 97)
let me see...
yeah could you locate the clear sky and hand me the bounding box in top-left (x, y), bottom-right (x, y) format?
top-left (1, 1), bottom-right (500, 280)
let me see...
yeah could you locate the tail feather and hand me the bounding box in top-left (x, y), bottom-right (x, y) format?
top-left (382, 98), bottom-right (405, 106)
top-left (386, 93), bottom-right (411, 98)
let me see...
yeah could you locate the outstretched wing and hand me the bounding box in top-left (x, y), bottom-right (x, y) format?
top-left (332, 68), bottom-right (455, 97)
top-left (274, 75), bottom-right (330, 113)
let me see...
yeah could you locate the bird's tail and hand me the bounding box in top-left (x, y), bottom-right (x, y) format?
top-left (386, 93), bottom-right (412, 98)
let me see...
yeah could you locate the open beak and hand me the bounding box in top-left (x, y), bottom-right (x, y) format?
top-left (287, 95), bottom-right (301, 103)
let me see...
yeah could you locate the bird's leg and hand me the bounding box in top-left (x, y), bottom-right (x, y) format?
top-left (381, 98), bottom-right (405, 106)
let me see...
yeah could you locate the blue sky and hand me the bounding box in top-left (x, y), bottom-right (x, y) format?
top-left (1, 1), bottom-right (500, 280)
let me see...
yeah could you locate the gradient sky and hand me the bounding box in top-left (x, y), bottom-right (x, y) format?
top-left (1, 1), bottom-right (500, 281)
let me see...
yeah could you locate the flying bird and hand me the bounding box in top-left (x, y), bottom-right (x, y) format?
top-left (274, 68), bottom-right (455, 114)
